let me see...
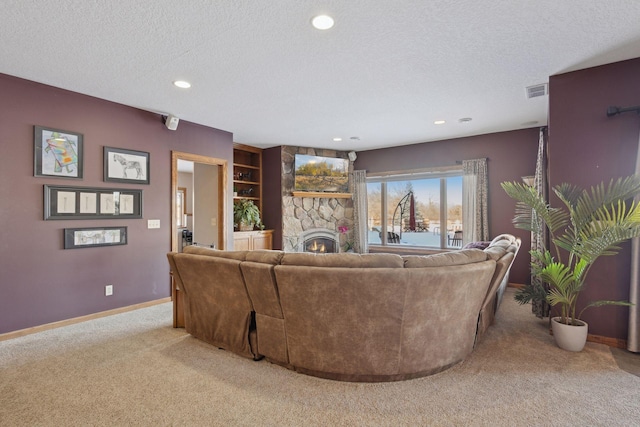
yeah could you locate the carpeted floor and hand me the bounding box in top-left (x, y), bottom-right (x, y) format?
top-left (1, 289), bottom-right (639, 426)
top-left (611, 347), bottom-right (640, 377)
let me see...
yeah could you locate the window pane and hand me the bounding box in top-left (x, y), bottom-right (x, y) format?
top-left (402, 179), bottom-right (441, 247)
top-left (366, 182), bottom-right (382, 244)
top-left (386, 181), bottom-right (408, 244)
top-left (446, 176), bottom-right (463, 248)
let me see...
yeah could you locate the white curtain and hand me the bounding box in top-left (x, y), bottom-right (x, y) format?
top-left (629, 128), bottom-right (640, 352)
top-left (352, 170), bottom-right (368, 253)
top-left (462, 158), bottom-right (489, 245)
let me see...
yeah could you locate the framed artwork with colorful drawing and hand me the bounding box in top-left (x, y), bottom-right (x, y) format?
top-left (104, 146), bottom-right (150, 184)
top-left (34, 126), bottom-right (83, 179)
top-left (44, 185), bottom-right (143, 220)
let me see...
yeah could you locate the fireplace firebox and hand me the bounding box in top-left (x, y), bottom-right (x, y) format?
top-left (299, 228), bottom-right (340, 253)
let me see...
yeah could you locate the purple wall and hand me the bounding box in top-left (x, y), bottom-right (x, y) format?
top-left (262, 146), bottom-right (283, 249)
top-left (548, 58), bottom-right (640, 340)
top-left (0, 74), bottom-right (233, 334)
top-left (355, 128), bottom-right (540, 285)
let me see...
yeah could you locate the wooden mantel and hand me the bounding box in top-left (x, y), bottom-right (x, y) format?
top-left (292, 191), bottom-right (352, 199)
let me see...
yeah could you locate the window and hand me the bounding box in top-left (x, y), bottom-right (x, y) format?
top-left (176, 187), bottom-right (187, 228)
top-left (367, 169), bottom-right (463, 249)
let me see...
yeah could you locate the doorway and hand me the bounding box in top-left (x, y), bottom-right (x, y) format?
top-left (171, 151), bottom-right (228, 253)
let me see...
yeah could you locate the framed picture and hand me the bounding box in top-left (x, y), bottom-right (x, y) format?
top-left (104, 146), bottom-right (150, 184)
top-left (64, 226), bottom-right (127, 249)
top-left (44, 185), bottom-right (143, 220)
top-left (34, 125), bottom-right (83, 179)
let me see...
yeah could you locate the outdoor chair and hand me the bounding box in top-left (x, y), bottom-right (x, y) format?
top-left (448, 230), bottom-right (462, 247)
top-left (379, 231), bottom-right (401, 243)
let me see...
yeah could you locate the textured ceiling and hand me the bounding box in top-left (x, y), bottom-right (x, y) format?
top-left (2, 1), bottom-right (640, 151)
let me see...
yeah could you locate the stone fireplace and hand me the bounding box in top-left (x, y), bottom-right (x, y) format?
top-left (279, 146), bottom-right (355, 253)
top-left (299, 228), bottom-right (340, 253)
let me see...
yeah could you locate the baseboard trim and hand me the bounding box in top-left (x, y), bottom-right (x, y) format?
top-left (0, 297), bottom-right (171, 342)
top-left (587, 333), bottom-right (627, 349)
top-left (507, 282), bottom-right (526, 289)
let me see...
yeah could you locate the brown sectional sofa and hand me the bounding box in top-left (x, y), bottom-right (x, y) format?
top-left (167, 234), bottom-right (520, 382)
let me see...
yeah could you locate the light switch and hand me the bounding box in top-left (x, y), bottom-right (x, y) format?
top-left (147, 219), bottom-right (160, 229)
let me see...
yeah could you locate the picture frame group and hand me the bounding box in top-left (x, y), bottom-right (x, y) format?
top-left (34, 125), bottom-right (150, 249)
top-left (44, 185), bottom-right (143, 220)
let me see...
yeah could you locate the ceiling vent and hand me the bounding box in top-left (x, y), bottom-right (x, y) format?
top-left (526, 83), bottom-right (548, 99)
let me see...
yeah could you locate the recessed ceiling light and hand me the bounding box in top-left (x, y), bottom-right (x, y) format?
top-left (312, 15), bottom-right (334, 30)
top-left (173, 80), bottom-right (191, 89)
top-left (459, 117), bottom-right (472, 123)
top-left (333, 137), bottom-right (342, 142)
top-left (434, 120), bottom-right (446, 125)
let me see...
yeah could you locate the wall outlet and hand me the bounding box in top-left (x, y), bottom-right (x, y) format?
top-left (147, 219), bottom-right (160, 229)
top-left (210, 217), bottom-right (217, 226)
top-left (105, 285), bottom-right (113, 296)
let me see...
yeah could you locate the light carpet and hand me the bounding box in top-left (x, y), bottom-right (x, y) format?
top-left (1, 289), bottom-right (639, 426)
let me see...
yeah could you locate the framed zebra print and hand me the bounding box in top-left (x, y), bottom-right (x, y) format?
top-left (104, 146), bottom-right (150, 184)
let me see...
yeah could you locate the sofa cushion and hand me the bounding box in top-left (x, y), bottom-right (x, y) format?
top-left (241, 261), bottom-right (284, 318)
top-left (462, 241), bottom-right (491, 250)
top-left (403, 249), bottom-right (487, 268)
top-left (245, 250), bottom-right (284, 265)
top-left (183, 245), bottom-right (247, 260)
top-left (483, 246), bottom-right (508, 261)
top-left (280, 252), bottom-right (404, 268)
top-left (490, 234), bottom-right (518, 246)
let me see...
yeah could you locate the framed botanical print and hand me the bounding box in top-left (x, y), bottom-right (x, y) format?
top-left (44, 185), bottom-right (143, 220)
top-left (64, 226), bottom-right (128, 249)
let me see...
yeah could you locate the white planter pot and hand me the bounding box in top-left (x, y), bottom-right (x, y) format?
top-left (551, 316), bottom-right (588, 352)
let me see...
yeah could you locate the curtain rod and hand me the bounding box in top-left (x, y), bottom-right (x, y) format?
top-left (455, 157), bottom-right (488, 165)
top-left (606, 105), bottom-right (640, 117)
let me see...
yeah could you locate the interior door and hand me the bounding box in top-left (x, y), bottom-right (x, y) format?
top-left (171, 151), bottom-right (227, 253)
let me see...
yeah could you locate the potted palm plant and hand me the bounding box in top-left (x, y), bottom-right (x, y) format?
top-left (233, 199), bottom-right (263, 231)
top-left (501, 175), bottom-right (640, 351)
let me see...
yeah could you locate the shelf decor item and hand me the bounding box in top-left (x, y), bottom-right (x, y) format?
top-left (502, 175), bottom-right (640, 351)
top-left (233, 199), bottom-right (263, 231)
top-left (64, 226), bottom-right (127, 249)
top-left (44, 185), bottom-right (143, 220)
top-left (104, 146), bottom-right (150, 184)
top-left (34, 125), bottom-right (83, 179)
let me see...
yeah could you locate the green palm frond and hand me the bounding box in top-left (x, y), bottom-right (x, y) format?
top-left (573, 176), bottom-right (640, 231)
top-left (530, 249), bottom-right (553, 274)
top-left (501, 182), bottom-right (569, 234)
top-left (577, 300), bottom-right (634, 320)
top-left (554, 183), bottom-right (583, 211)
top-left (539, 262), bottom-right (575, 293)
top-left (514, 281), bottom-right (549, 305)
top-left (574, 201), bottom-right (640, 262)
